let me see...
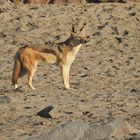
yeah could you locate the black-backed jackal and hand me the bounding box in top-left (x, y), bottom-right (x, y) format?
top-left (12, 35), bottom-right (87, 90)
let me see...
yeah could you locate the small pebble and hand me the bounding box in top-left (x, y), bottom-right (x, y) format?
top-left (40, 122), bottom-right (46, 125)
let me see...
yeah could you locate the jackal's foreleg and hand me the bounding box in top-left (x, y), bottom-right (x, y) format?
top-left (61, 65), bottom-right (70, 89)
top-left (61, 52), bottom-right (76, 89)
top-left (60, 44), bottom-right (82, 89)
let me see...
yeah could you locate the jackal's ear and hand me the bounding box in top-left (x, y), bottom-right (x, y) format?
top-left (71, 23), bottom-right (87, 39)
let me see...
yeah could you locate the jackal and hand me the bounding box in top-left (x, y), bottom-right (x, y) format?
top-left (12, 35), bottom-right (87, 90)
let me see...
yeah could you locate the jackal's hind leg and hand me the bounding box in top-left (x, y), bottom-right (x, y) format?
top-left (27, 66), bottom-right (37, 90)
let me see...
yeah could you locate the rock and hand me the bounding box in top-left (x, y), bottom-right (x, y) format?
top-left (37, 105), bottom-right (54, 118)
top-left (27, 118), bottom-right (140, 140)
top-left (27, 121), bottom-right (90, 140)
top-left (46, 121), bottom-right (89, 140)
top-left (83, 118), bottom-right (140, 140)
top-left (40, 122), bottom-right (46, 125)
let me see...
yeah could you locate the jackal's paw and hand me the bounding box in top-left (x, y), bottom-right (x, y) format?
top-left (13, 84), bottom-right (23, 91)
top-left (31, 87), bottom-right (36, 90)
top-left (65, 87), bottom-right (75, 90)
top-left (65, 86), bottom-right (70, 90)
top-left (28, 85), bottom-right (36, 90)
top-left (14, 84), bottom-right (18, 89)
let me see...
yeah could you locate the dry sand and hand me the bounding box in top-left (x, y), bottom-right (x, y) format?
top-left (0, 1), bottom-right (140, 140)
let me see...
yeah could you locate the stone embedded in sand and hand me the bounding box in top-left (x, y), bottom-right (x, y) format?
top-left (40, 121), bottom-right (46, 125)
top-left (37, 105), bottom-right (54, 118)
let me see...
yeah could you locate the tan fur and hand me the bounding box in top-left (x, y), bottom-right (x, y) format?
top-left (12, 44), bottom-right (82, 90)
top-left (61, 44), bottom-right (82, 89)
top-left (28, 0), bottom-right (49, 4)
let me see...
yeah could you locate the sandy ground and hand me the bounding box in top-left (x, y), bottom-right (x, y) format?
top-left (0, 2), bottom-right (140, 140)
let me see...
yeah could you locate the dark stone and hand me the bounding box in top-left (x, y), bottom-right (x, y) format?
top-left (37, 105), bottom-right (54, 118)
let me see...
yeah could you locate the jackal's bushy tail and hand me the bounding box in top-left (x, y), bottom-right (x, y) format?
top-left (12, 53), bottom-right (21, 85)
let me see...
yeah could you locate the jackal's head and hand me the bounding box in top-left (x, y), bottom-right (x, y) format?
top-left (72, 35), bottom-right (87, 45)
top-left (71, 24), bottom-right (88, 46)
